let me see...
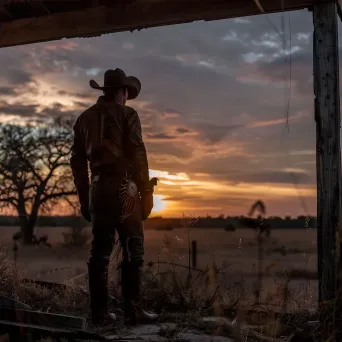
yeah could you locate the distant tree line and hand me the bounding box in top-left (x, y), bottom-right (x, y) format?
top-left (0, 214), bottom-right (317, 230)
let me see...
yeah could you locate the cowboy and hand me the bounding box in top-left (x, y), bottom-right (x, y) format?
top-left (70, 68), bottom-right (158, 326)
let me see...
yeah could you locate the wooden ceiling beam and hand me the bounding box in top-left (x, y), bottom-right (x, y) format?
top-left (26, 0), bottom-right (51, 16)
top-left (0, 0), bottom-right (316, 48)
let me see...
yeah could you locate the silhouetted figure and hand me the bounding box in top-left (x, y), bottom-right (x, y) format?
top-left (70, 69), bottom-right (158, 327)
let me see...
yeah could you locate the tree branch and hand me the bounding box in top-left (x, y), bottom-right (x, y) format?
top-left (41, 190), bottom-right (77, 203)
top-left (0, 120), bottom-right (77, 239)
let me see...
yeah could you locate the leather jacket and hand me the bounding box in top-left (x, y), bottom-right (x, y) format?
top-left (70, 96), bottom-right (149, 207)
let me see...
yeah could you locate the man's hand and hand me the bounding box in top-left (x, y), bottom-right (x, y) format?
top-left (141, 191), bottom-right (154, 220)
top-left (141, 177), bottom-right (158, 220)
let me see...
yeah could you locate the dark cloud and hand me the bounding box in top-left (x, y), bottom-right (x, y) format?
top-left (72, 101), bottom-right (93, 109)
top-left (164, 195), bottom-right (202, 201)
top-left (0, 102), bottom-right (39, 117)
top-left (192, 123), bottom-right (245, 144)
top-left (176, 127), bottom-right (191, 134)
top-left (148, 143), bottom-right (193, 160)
top-left (163, 108), bottom-right (183, 116)
top-left (231, 170), bottom-right (313, 184)
top-left (169, 196), bottom-right (258, 212)
top-left (0, 100), bottom-right (81, 120)
top-left (0, 87), bottom-right (17, 96)
top-left (147, 133), bottom-right (176, 140)
top-left (57, 90), bottom-right (94, 99)
top-left (39, 102), bottom-right (80, 118)
top-left (5, 68), bottom-right (33, 86)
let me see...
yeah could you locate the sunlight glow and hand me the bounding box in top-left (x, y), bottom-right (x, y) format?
top-left (150, 169), bottom-right (190, 181)
top-left (151, 194), bottom-right (168, 214)
top-left (159, 178), bottom-right (315, 197)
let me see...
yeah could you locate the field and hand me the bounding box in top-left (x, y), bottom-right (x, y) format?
top-left (0, 226), bottom-right (317, 315)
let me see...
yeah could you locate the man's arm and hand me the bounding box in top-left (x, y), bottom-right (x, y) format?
top-left (70, 117), bottom-right (90, 213)
top-left (126, 110), bottom-right (149, 193)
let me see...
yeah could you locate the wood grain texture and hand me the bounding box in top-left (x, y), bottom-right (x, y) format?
top-left (313, 1), bottom-right (341, 339)
top-left (0, 0), bottom-right (316, 48)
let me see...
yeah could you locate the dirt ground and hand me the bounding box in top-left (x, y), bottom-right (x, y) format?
top-left (0, 226), bottom-right (317, 313)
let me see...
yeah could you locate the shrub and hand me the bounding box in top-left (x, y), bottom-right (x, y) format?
top-left (62, 216), bottom-right (91, 247)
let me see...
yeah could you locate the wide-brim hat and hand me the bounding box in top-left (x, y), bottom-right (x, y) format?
top-left (89, 68), bottom-right (141, 100)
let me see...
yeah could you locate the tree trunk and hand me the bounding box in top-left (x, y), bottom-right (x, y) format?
top-left (17, 187), bottom-right (41, 245)
top-left (21, 222), bottom-right (34, 245)
top-left (17, 208), bottom-right (34, 245)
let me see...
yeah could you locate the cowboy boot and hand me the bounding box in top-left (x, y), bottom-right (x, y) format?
top-left (88, 260), bottom-right (116, 326)
top-left (123, 261), bottom-right (158, 325)
top-left (121, 261), bottom-right (133, 319)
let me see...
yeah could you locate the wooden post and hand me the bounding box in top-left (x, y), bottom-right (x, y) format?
top-left (313, 1), bottom-right (341, 339)
top-left (191, 240), bottom-right (197, 269)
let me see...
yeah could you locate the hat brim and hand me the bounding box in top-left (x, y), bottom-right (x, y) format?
top-left (89, 76), bottom-right (141, 100)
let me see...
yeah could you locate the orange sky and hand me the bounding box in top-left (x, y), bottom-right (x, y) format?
top-left (43, 167), bottom-right (316, 218)
top-left (147, 169), bottom-right (316, 217)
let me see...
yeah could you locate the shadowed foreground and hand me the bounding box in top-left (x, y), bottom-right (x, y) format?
top-left (0, 227), bottom-right (318, 341)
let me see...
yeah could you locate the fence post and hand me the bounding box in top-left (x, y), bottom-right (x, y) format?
top-left (313, 2), bottom-right (341, 340)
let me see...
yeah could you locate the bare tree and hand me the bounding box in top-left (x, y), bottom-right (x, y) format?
top-left (0, 119), bottom-right (77, 244)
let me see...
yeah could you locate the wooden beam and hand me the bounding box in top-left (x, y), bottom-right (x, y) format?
top-left (0, 307), bottom-right (85, 330)
top-left (313, 1), bottom-right (341, 340)
top-left (0, 0), bottom-right (316, 48)
top-left (337, 0), bottom-right (342, 20)
top-left (26, 0), bottom-right (51, 16)
top-left (0, 320), bottom-right (107, 341)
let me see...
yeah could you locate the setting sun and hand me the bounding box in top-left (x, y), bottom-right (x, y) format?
top-left (151, 194), bottom-right (168, 214)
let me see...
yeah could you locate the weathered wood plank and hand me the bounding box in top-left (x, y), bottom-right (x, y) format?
top-left (21, 278), bottom-right (68, 291)
top-left (0, 320), bottom-right (108, 341)
top-left (0, 0), bottom-right (315, 48)
top-left (313, 1), bottom-right (341, 340)
top-left (0, 295), bottom-right (32, 311)
top-left (337, 0), bottom-right (342, 20)
top-left (0, 307), bottom-right (85, 330)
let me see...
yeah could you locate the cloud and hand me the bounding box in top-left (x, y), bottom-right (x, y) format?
top-left (0, 102), bottom-right (39, 117)
top-left (5, 68), bottom-right (33, 86)
top-left (191, 122), bottom-right (245, 144)
top-left (147, 132), bottom-right (177, 140)
top-left (176, 127), bottom-right (191, 134)
top-left (230, 169), bottom-right (313, 185)
top-left (0, 87), bottom-right (18, 96)
top-left (39, 102), bottom-right (79, 118)
top-left (147, 141), bottom-right (193, 162)
top-left (163, 195), bottom-right (202, 201)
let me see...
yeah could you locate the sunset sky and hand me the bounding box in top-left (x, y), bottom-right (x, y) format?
top-left (1, 9), bottom-right (340, 218)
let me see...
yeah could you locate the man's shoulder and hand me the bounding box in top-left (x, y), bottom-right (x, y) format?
top-left (74, 104), bottom-right (97, 127)
top-left (74, 104), bottom-right (98, 123)
top-left (123, 105), bottom-right (139, 120)
top-left (124, 105), bottom-right (137, 114)
top-left (80, 103), bottom-right (99, 117)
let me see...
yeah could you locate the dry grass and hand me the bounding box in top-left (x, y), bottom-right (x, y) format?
top-left (0, 226), bottom-right (321, 341)
top-left (0, 249), bottom-right (89, 317)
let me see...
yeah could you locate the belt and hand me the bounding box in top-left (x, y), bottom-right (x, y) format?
top-left (91, 163), bottom-right (127, 179)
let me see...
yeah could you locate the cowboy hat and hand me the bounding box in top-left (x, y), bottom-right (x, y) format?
top-left (89, 68), bottom-right (141, 100)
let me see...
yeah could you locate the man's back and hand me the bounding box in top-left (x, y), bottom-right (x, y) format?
top-left (74, 96), bottom-right (137, 172)
top-left (70, 95), bottom-right (149, 199)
